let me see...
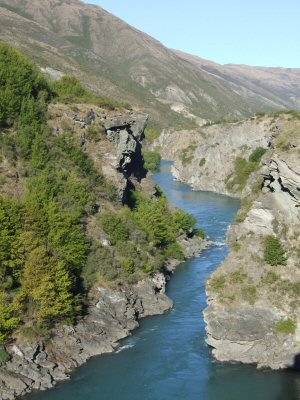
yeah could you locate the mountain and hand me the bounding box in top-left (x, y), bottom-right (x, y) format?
top-left (0, 0), bottom-right (299, 127)
top-left (175, 50), bottom-right (300, 112)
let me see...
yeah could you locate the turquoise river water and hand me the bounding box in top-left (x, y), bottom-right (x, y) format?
top-left (27, 161), bottom-right (300, 400)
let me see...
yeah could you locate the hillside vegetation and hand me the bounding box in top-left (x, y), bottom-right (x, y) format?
top-left (0, 44), bottom-right (201, 344)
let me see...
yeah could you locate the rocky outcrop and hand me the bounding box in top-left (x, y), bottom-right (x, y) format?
top-left (154, 117), bottom-right (275, 196)
top-left (103, 112), bottom-right (148, 180)
top-left (48, 104), bottom-right (149, 203)
top-left (204, 305), bottom-right (298, 369)
top-left (203, 114), bottom-right (300, 370)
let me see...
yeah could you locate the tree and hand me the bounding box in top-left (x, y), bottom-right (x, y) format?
top-left (0, 292), bottom-right (20, 343)
top-left (0, 197), bottom-right (24, 288)
top-left (0, 44), bottom-right (50, 128)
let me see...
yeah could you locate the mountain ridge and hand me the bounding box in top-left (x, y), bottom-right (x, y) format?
top-left (0, 0), bottom-right (300, 126)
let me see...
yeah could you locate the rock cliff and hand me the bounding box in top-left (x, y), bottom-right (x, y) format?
top-left (157, 112), bottom-right (300, 370)
top-left (47, 104), bottom-right (148, 203)
top-left (154, 117), bottom-right (275, 196)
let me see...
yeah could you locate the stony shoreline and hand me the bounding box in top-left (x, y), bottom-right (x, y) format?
top-left (0, 236), bottom-right (209, 400)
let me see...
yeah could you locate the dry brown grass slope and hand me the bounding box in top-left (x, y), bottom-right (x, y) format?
top-left (0, 0), bottom-right (299, 127)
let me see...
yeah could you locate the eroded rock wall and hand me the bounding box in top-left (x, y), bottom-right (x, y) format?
top-left (203, 115), bottom-right (300, 369)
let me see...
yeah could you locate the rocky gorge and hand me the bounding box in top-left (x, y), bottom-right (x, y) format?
top-left (0, 103), bottom-right (209, 400)
top-left (0, 238), bottom-right (208, 400)
top-left (155, 112), bottom-right (300, 370)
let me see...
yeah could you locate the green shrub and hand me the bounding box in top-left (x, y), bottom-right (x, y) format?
top-left (83, 244), bottom-right (119, 286)
top-left (181, 143), bottom-right (197, 166)
top-left (51, 76), bottom-right (87, 102)
top-left (86, 124), bottom-right (105, 142)
top-left (164, 242), bottom-right (185, 260)
top-left (199, 158), bottom-right (206, 167)
top-left (143, 263), bottom-right (154, 273)
top-left (0, 348), bottom-right (10, 365)
top-left (123, 258), bottom-right (134, 274)
top-left (51, 76), bottom-right (126, 110)
top-left (226, 158), bottom-right (257, 192)
top-left (275, 318), bottom-right (296, 334)
top-left (132, 191), bottom-right (175, 246)
top-left (229, 271), bottom-right (247, 283)
top-left (0, 293), bottom-right (20, 343)
top-left (144, 128), bottom-right (161, 143)
top-left (173, 209), bottom-right (196, 234)
top-left (263, 235), bottom-right (287, 266)
top-left (226, 148), bottom-right (267, 193)
top-left (0, 43), bottom-right (50, 128)
top-left (195, 228), bottom-right (205, 239)
top-left (143, 151), bottom-right (161, 173)
top-left (100, 211), bottom-right (129, 245)
top-left (249, 147), bottom-right (267, 163)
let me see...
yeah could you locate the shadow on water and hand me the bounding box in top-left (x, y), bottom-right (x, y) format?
top-left (25, 161), bottom-right (300, 400)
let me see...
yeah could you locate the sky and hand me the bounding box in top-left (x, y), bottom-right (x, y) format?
top-left (84, 0), bottom-right (300, 68)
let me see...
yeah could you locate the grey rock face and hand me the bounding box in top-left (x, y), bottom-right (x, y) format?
top-left (204, 305), bottom-right (297, 369)
top-left (0, 273), bottom-right (171, 400)
top-left (104, 113), bottom-right (148, 177)
top-left (102, 112), bottom-right (148, 201)
top-left (204, 127), bottom-right (300, 370)
top-left (155, 117), bottom-right (273, 196)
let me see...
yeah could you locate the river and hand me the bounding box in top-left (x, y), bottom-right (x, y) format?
top-left (27, 161), bottom-right (300, 400)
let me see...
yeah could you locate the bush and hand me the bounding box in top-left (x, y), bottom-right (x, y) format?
top-left (51, 76), bottom-right (88, 102)
top-left (181, 143), bottom-right (197, 166)
top-left (249, 147), bottom-right (267, 163)
top-left (143, 263), bottom-right (154, 273)
top-left (0, 44), bottom-right (50, 128)
top-left (199, 158), bottom-right (206, 167)
top-left (164, 242), bottom-right (185, 260)
top-left (83, 244), bottom-right (119, 286)
top-left (226, 158), bottom-right (257, 192)
top-left (100, 211), bottom-right (129, 245)
top-left (173, 209), bottom-right (196, 234)
top-left (143, 151), bottom-right (161, 173)
top-left (123, 258), bottom-right (134, 274)
top-left (51, 76), bottom-right (127, 110)
top-left (132, 191), bottom-right (175, 246)
top-left (0, 348), bottom-right (10, 365)
top-left (263, 236), bottom-right (287, 266)
top-left (275, 318), bottom-right (296, 334)
top-left (226, 148), bottom-right (267, 193)
top-left (86, 124), bottom-right (105, 142)
top-left (144, 127), bottom-right (161, 143)
top-left (195, 228), bottom-right (205, 239)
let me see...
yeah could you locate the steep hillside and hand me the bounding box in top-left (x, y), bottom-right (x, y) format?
top-left (0, 45), bottom-right (208, 399)
top-left (205, 113), bottom-right (300, 369)
top-left (175, 51), bottom-right (300, 111)
top-left (0, 0), bottom-right (299, 128)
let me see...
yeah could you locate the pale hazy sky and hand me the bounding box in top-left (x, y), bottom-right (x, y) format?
top-left (84, 0), bottom-right (300, 68)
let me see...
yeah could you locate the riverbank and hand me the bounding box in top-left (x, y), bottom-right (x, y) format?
top-left (0, 229), bottom-right (208, 400)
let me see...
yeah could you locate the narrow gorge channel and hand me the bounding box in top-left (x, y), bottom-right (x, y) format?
top-left (26, 161), bottom-right (300, 400)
